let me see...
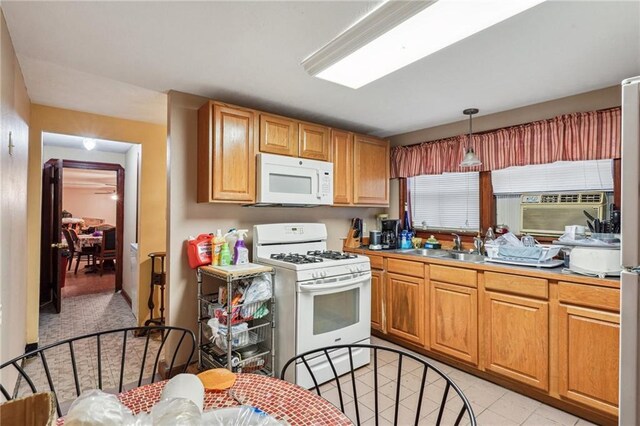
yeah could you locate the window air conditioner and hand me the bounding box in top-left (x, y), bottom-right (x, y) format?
top-left (520, 192), bottom-right (606, 236)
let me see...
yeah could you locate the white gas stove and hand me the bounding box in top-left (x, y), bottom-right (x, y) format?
top-left (253, 223), bottom-right (371, 388)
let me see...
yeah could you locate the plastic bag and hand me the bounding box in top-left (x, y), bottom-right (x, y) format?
top-left (241, 277), bottom-right (272, 317)
top-left (151, 398), bottom-right (202, 426)
top-left (202, 405), bottom-right (284, 425)
top-left (65, 390), bottom-right (136, 426)
top-left (216, 322), bottom-right (250, 350)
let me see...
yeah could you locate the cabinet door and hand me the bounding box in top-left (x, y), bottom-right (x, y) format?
top-left (558, 305), bottom-right (619, 416)
top-left (430, 281), bottom-right (478, 365)
top-left (299, 123), bottom-right (330, 161)
top-left (212, 105), bottom-right (256, 202)
top-left (484, 291), bottom-right (549, 390)
top-left (353, 135), bottom-right (389, 206)
top-left (331, 129), bottom-right (353, 205)
top-left (386, 273), bottom-right (424, 345)
top-left (371, 270), bottom-right (384, 333)
top-left (259, 114), bottom-right (298, 157)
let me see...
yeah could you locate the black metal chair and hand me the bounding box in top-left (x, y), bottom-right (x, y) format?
top-left (281, 344), bottom-right (476, 426)
top-left (0, 326), bottom-right (196, 417)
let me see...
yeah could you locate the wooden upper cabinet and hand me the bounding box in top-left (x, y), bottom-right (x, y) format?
top-left (558, 304), bottom-right (619, 416)
top-left (197, 102), bottom-right (256, 203)
top-left (484, 291), bottom-right (549, 390)
top-left (259, 114), bottom-right (298, 157)
top-left (430, 281), bottom-right (478, 365)
top-left (299, 123), bottom-right (330, 161)
top-left (353, 134), bottom-right (390, 206)
top-left (386, 273), bottom-right (425, 345)
top-left (331, 129), bottom-right (353, 205)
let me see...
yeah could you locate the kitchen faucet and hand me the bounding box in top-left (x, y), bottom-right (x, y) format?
top-left (452, 233), bottom-right (462, 251)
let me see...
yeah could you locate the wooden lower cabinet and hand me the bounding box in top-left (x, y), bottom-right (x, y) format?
top-left (371, 270), bottom-right (384, 332)
top-left (430, 281), bottom-right (478, 365)
top-left (386, 273), bottom-right (425, 345)
top-left (484, 291), bottom-right (549, 390)
top-left (558, 304), bottom-right (620, 416)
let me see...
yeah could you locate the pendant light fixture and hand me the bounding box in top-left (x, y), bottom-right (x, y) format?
top-left (460, 108), bottom-right (481, 167)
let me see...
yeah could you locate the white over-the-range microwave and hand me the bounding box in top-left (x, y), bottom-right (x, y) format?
top-left (255, 153), bottom-right (333, 206)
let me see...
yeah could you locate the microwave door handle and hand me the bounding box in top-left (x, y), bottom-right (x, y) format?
top-left (299, 273), bottom-right (371, 293)
top-left (316, 171), bottom-right (321, 199)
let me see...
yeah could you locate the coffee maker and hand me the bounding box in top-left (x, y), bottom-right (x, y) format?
top-left (381, 219), bottom-right (401, 250)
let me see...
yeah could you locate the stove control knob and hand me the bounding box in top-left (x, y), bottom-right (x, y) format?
top-left (321, 271), bottom-right (327, 277)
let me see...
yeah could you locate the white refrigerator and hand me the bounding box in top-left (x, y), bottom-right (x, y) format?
top-left (620, 75), bottom-right (640, 426)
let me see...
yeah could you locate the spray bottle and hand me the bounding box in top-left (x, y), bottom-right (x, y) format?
top-left (233, 230), bottom-right (249, 265)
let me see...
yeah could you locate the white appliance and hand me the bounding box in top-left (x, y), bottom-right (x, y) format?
top-left (569, 246), bottom-right (622, 277)
top-left (256, 154), bottom-right (333, 206)
top-left (253, 223), bottom-right (371, 388)
top-left (620, 76), bottom-right (640, 425)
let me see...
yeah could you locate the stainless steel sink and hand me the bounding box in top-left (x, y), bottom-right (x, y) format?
top-left (448, 252), bottom-right (486, 263)
top-left (405, 248), bottom-right (452, 258)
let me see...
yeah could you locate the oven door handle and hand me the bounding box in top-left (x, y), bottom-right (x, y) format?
top-left (298, 273), bottom-right (371, 293)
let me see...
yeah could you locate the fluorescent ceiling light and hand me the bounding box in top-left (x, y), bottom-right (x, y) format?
top-left (304, 0), bottom-right (545, 89)
top-left (83, 138), bottom-right (96, 150)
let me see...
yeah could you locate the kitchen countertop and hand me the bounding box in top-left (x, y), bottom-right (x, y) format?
top-left (346, 246), bottom-right (620, 289)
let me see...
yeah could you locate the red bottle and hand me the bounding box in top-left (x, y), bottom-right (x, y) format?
top-left (187, 234), bottom-right (213, 269)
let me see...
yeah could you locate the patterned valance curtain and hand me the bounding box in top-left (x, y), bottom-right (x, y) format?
top-left (391, 107), bottom-right (621, 178)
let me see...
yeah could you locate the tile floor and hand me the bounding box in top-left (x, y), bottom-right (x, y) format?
top-left (11, 292), bottom-right (162, 413)
top-left (321, 336), bottom-right (596, 426)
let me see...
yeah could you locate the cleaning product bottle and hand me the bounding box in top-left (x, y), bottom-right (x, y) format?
top-left (219, 242), bottom-right (232, 266)
top-left (212, 229), bottom-right (225, 266)
top-left (233, 229), bottom-right (249, 265)
top-left (225, 229), bottom-right (238, 263)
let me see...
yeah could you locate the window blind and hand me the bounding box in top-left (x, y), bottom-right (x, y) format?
top-left (409, 172), bottom-right (480, 231)
top-left (491, 160), bottom-right (614, 195)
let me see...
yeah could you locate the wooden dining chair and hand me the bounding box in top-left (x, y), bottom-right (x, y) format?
top-left (61, 229), bottom-right (75, 271)
top-left (281, 344), bottom-right (477, 426)
top-left (69, 229), bottom-right (97, 275)
top-left (95, 227), bottom-right (117, 276)
top-left (0, 326), bottom-right (196, 417)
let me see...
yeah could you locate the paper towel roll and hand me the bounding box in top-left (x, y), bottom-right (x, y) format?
top-left (160, 374), bottom-right (205, 412)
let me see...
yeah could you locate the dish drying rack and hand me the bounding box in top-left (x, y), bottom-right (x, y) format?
top-left (196, 264), bottom-right (275, 376)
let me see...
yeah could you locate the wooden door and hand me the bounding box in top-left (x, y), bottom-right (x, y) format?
top-left (353, 135), bottom-right (389, 205)
top-left (298, 123), bottom-right (330, 161)
top-left (371, 270), bottom-right (384, 332)
top-left (259, 114), bottom-right (297, 157)
top-left (40, 159), bottom-right (63, 313)
top-left (386, 273), bottom-right (424, 345)
top-left (430, 281), bottom-right (478, 365)
top-left (331, 129), bottom-right (353, 205)
top-left (212, 104), bottom-right (256, 202)
top-left (558, 305), bottom-right (619, 416)
top-left (484, 291), bottom-right (549, 390)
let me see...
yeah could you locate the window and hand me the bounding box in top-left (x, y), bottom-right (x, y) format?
top-left (409, 172), bottom-right (480, 231)
top-left (491, 160), bottom-right (614, 234)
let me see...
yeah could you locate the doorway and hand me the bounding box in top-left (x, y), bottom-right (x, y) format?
top-left (39, 133), bottom-right (139, 313)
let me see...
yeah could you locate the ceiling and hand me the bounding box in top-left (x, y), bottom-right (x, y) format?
top-left (3, 1), bottom-right (639, 137)
top-left (63, 168), bottom-right (116, 191)
top-left (43, 132), bottom-right (134, 154)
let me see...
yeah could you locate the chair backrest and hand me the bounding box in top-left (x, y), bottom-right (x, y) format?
top-left (68, 228), bottom-right (79, 243)
top-left (101, 227), bottom-right (116, 253)
top-left (61, 229), bottom-right (75, 254)
top-left (280, 344), bottom-right (476, 426)
top-left (0, 326), bottom-right (195, 417)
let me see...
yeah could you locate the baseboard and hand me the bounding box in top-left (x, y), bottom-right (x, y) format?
top-left (120, 288), bottom-right (132, 308)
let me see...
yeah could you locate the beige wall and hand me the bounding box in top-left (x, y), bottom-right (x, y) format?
top-left (388, 85), bottom-right (622, 214)
top-left (26, 105), bottom-right (167, 343)
top-left (0, 9), bottom-right (30, 387)
top-left (166, 90), bottom-right (385, 359)
top-left (390, 85), bottom-right (621, 147)
top-left (123, 145), bottom-right (141, 318)
top-left (63, 186), bottom-right (118, 225)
